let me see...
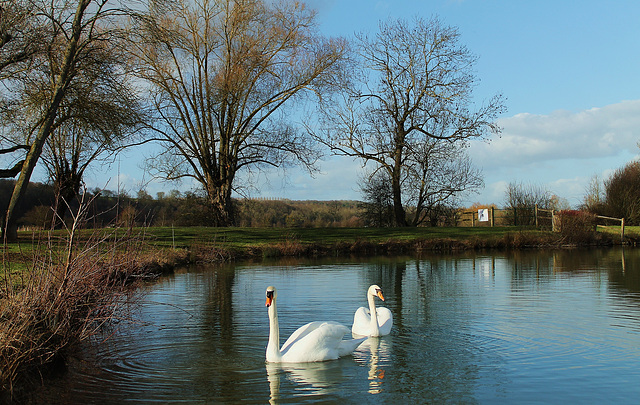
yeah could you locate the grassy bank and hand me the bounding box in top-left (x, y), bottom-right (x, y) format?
top-left (4, 225), bottom-right (631, 274)
top-left (134, 225), bottom-right (629, 258)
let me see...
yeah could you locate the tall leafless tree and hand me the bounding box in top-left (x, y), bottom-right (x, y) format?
top-left (129, 0), bottom-right (348, 226)
top-left (316, 17), bottom-right (505, 226)
top-left (39, 32), bottom-right (147, 227)
top-left (1, 0), bottom-right (137, 240)
top-left (581, 174), bottom-right (606, 214)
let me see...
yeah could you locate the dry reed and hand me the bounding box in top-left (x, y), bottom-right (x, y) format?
top-left (0, 194), bottom-right (186, 400)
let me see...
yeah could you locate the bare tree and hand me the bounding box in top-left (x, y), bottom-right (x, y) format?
top-left (316, 17), bottom-right (505, 226)
top-left (40, 35), bottom-right (147, 227)
top-left (0, 0), bottom-right (46, 80)
top-left (604, 160), bottom-right (640, 224)
top-left (359, 139), bottom-right (482, 226)
top-left (359, 170), bottom-right (394, 227)
top-left (129, 0), bottom-right (348, 226)
top-left (581, 174), bottom-right (606, 214)
top-left (405, 140), bottom-right (483, 226)
top-left (504, 181), bottom-right (552, 226)
top-left (1, 0), bottom-right (136, 241)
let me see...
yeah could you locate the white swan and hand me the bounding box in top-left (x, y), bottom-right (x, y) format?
top-left (265, 286), bottom-right (366, 363)
top-left (352, 284), bottom-right (393, 337)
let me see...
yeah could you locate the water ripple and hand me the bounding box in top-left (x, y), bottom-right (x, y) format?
top-left (31, 251), bottom-right (640, 403)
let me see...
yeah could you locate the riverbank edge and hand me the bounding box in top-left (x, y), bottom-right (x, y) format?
top-left (1, 228), bottom-right (633, 401)
top-left (185, 228), bottom-right (629, 263)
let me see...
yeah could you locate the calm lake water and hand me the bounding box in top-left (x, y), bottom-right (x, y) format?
top-left (34, 248), bottom-right (640, 404)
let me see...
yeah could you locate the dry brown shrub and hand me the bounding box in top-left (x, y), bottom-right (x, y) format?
top-left (0, 229), bottom-right (161, 397)
top-left (273, 240), bottom-right (308, 256)
top-left (555, 210), bottom-right (598, 244)
top-left (0, 194), bottom-right (182, 399)
top-left (186, 241), bottom-right (234, 263)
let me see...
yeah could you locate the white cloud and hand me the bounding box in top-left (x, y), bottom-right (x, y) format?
top-left (462, 100), bottom-right (640, 207)
top-left (470, 100), bottom-right (640, 169)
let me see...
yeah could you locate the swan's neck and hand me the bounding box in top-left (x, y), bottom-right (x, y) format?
top-left (266, 302), bottom-right (282, 362)
top-left (368, 293), bottom-right (380, 335)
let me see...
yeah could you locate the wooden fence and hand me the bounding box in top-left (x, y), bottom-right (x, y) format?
top-left (457, 206), bottom-right (553, 228)
top-left (594, 215), bottom-right (625, 241)
top-left (458, 207), bottom-right (625, 240)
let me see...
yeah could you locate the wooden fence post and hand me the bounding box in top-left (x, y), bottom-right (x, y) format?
top-left (621, 218), bottom-right (625, 242)
top-left (491, 207), bottom-right (495, 227)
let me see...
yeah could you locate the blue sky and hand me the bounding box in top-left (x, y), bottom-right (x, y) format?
top-left (82, 1), bottom-right (640, 207)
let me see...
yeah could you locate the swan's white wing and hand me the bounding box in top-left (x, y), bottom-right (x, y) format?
top-left (351, 306), bottom-right (372, 336)
top-left (376, 307), bottom-right (393, 336)
top-left (280, 321), bottom-right (327, 353)
top-left (280, 321), bottom-right (354, 363)
top-left (338, 336), bottom-right (367, 357)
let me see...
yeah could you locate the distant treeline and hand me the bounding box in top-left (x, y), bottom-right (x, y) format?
top-left (0, 180), bottom-right (363, 229)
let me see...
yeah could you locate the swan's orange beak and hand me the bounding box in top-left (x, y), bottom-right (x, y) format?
top-left (265, 296), bottom-right (272, 307)
top-left (376, 289), bottom-right (385, 301)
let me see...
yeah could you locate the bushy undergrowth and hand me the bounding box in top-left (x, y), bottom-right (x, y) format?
top-left (1, 221), bottom-right (188, 400)
top-left (555, 210), bottom-right (598, 244)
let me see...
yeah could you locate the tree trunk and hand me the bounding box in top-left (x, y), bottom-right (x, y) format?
top-left (51, 172), bottom-right (81, 229)
top-left (3, 134), bottom-right (49, 241)
top-left (206, 177), bottom-right (234, 227)
top-left (391, 138), bottom-right (407, 227)
top-left (391, 167), bottom-right (406, 227)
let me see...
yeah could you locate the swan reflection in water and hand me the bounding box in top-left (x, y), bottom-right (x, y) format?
top-left (266, 360), bottom-right (348, 403)
top-left (266, 337), bottom-right (391, 402)
top-left (353, 336), bottom-right (390, 394)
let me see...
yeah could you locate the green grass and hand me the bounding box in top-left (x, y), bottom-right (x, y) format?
top-left (138, 226), bottom-right (541, 249)
top-left (627, 226), bottom-right (640, 235)
top-left (597, 224), bottom-right (637, 239)
top-left (1, 237), bottom-right (43, 284)
top-left (4, 224), bottom-right (634, 274)
top-left (2, 226), bottom-right (534, 270)
top-left (2, 225), bottom-right (592, 251)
